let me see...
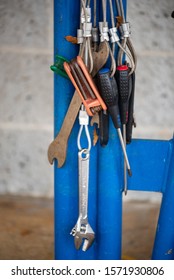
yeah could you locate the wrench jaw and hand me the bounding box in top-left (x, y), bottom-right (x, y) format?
top-left (47, 140), bottom-right (67, 168)
top-left (70, 219), bottom-right (95, 251)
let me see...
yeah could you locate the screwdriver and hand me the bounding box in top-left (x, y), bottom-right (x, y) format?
top-left (116, 65), bottom-right (130, 194)
top-left (96, 68), bottom-right (132, 176)
top-left (126, 71), bottom-right (136, 144)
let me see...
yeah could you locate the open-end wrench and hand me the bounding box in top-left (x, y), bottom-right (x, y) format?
top-left (70, 149), bottom-right (95, 251)
top-left (48, 41), bottom-right (109, 168)
top-left (48, 91), bottom-right (81, 168)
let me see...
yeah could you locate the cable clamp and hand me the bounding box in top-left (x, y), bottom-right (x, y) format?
top-left (81, 7), bottom-right (91, 23)
top-left (99, 22), bottom-right (109, 42)
top-left (77, 29), bottom-right (83, 44)
top-left (83, 22), bottom-right (92, 37)
top-left (109, 27), bottom-right (120, 43)
top-left (79, 105), bottom-right (89, 126)
top-left (120, 22), bottom-right (131, 38)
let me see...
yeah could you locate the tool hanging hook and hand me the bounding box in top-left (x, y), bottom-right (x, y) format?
top-left (116, 0), bottom-right (137, 73)
top-left (79, 0), bottom-right (94, 73)
top-left (108, 0), bottom-right (135, 75)
top-left (77, 104), bottom-right (91, 152)
top-left (99, 0), bottom-right (116, 77)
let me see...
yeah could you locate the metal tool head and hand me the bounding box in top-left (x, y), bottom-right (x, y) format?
top-left (90, 113), bottom-right (99, 128)
top-left (71, 223), bottom-right (95, 251)
top-left (91, 41), bottom-right (109, 77)
top-left (47, 91), bottom-right (82, 168)
top-left (47, 138), bottom-right (67, 168)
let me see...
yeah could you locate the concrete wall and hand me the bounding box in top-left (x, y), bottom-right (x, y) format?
top-left (128, 0), bottom-right (174, 140)
top-left (0, 0), bottom-right (173, 198)
top-left (0, 0), bottom-right (53, 197)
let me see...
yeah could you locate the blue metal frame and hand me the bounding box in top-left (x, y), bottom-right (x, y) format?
top-left (54, 0), bottom-right (174, 260)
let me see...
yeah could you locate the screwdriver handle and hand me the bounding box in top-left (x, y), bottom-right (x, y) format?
top-left (126, 71), bottom-right (136, 144)
top-left (96, 68), bottom-right (121, 129)
top-left (116, 65), bottom-right (129, 125)
top-left (99, 110), bottom-right (109, 147)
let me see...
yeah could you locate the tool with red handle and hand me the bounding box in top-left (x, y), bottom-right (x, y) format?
top-left (116, 65), bottom-right (130, 194)
top-left (96, 68), bottom-right (132, 176)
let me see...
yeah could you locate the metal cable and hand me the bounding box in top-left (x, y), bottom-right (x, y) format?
top-left (117, 41), bottom-right (135, 74)
top-left (109, 44), bottom-right (116, 77)
top-left (127, 37), bottom-right (137, 71)
top-left (77, 124), bottom-right (91, 152)
top-left (87, 0), bottom-right (91, 6)
top-left (81, 0), bottom-right (88, 22)
top-left (102, 0), bottom-right (107, 23)
top-left (114, 0), bottom-right (136, 73)
top-left (93, 0), bottom-right (97, 27)
top-left (109, 0), bottom-right (115, 28)
top-left (116, 0), bottom-right (126, 65)
top-left (115, 0), bottom-right (121, 16)
top-left (79, 0), bottom-right (93, 73)
top-left (117, 37), bottom-right (127, 65)
top-left (119, 0), bottom-right (125, 22)
top-left (109, 0), bottom-right (116, 57)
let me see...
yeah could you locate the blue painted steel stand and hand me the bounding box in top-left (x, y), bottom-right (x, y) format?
top-left (53, 0), bottom-right (174, 260)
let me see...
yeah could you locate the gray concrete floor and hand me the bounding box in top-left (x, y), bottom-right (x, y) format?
top-left (0, 195), bottom-right (160, 260)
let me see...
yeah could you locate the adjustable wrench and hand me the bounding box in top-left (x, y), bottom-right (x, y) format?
top-left (71, 149), bottom-right (95, 251)
top-left (48, 41), bottom-right (109, 168)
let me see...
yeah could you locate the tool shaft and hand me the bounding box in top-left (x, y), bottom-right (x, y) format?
top-left (117, 128), bottom-right (131, 176)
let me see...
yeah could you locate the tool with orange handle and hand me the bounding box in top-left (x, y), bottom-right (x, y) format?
top-left (64, 56), bottom-right (107, 116)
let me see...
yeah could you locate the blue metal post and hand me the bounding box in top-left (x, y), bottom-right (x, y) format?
top-left (152, 139), bottom-right (174, 260)
top-left (54, 0), bottom-right (97, 260)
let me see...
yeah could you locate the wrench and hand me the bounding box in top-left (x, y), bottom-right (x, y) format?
top-left (48, 41), bottom-right (109, 168)
top-left (48, 92), bottom-right (81, 168)
top-left (70, 149), bottom-right (95, 251)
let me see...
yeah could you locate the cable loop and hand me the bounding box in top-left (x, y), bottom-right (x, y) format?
top-left (77, 123), bottom-right (91, 152)
top-left (77, 105), bottom-right (91, 152)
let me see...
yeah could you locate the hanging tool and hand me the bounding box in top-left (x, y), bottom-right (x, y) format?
top-left (71, 105), bottom-right (95, 251)
top-left (99, 110), bottom-right (109, 146)
top-left (113, 0), bottom-right (137, 194)
top-left (126, 70), bottom-right (136, 144)
top-left (71, 1), bottom-right (95, 251)
top-left (96, 68), bottom-right (132, 176)
top-left (64, 56), bottom-right (107, 116)
top-left (116, 64), bottom-right (130, 194)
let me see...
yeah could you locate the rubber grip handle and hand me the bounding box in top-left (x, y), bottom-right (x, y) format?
top-left (96, 69), bottom-right (121, 129)
top-left (126, 71), bottom-right (135, 144)
top-left (99, 110), bottom-right (109, 147)
top-left (116, 65), bottom-right (129, 125)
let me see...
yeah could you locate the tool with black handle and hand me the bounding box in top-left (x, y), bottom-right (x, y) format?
top-left (116, 65), bottom-right (130, 194)
top-left (99, 109), bottom-right (109, 147)
top-left (126, 71), bottom-right (136, 144)
top-left (96, 68), bottom-right (132, 177)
